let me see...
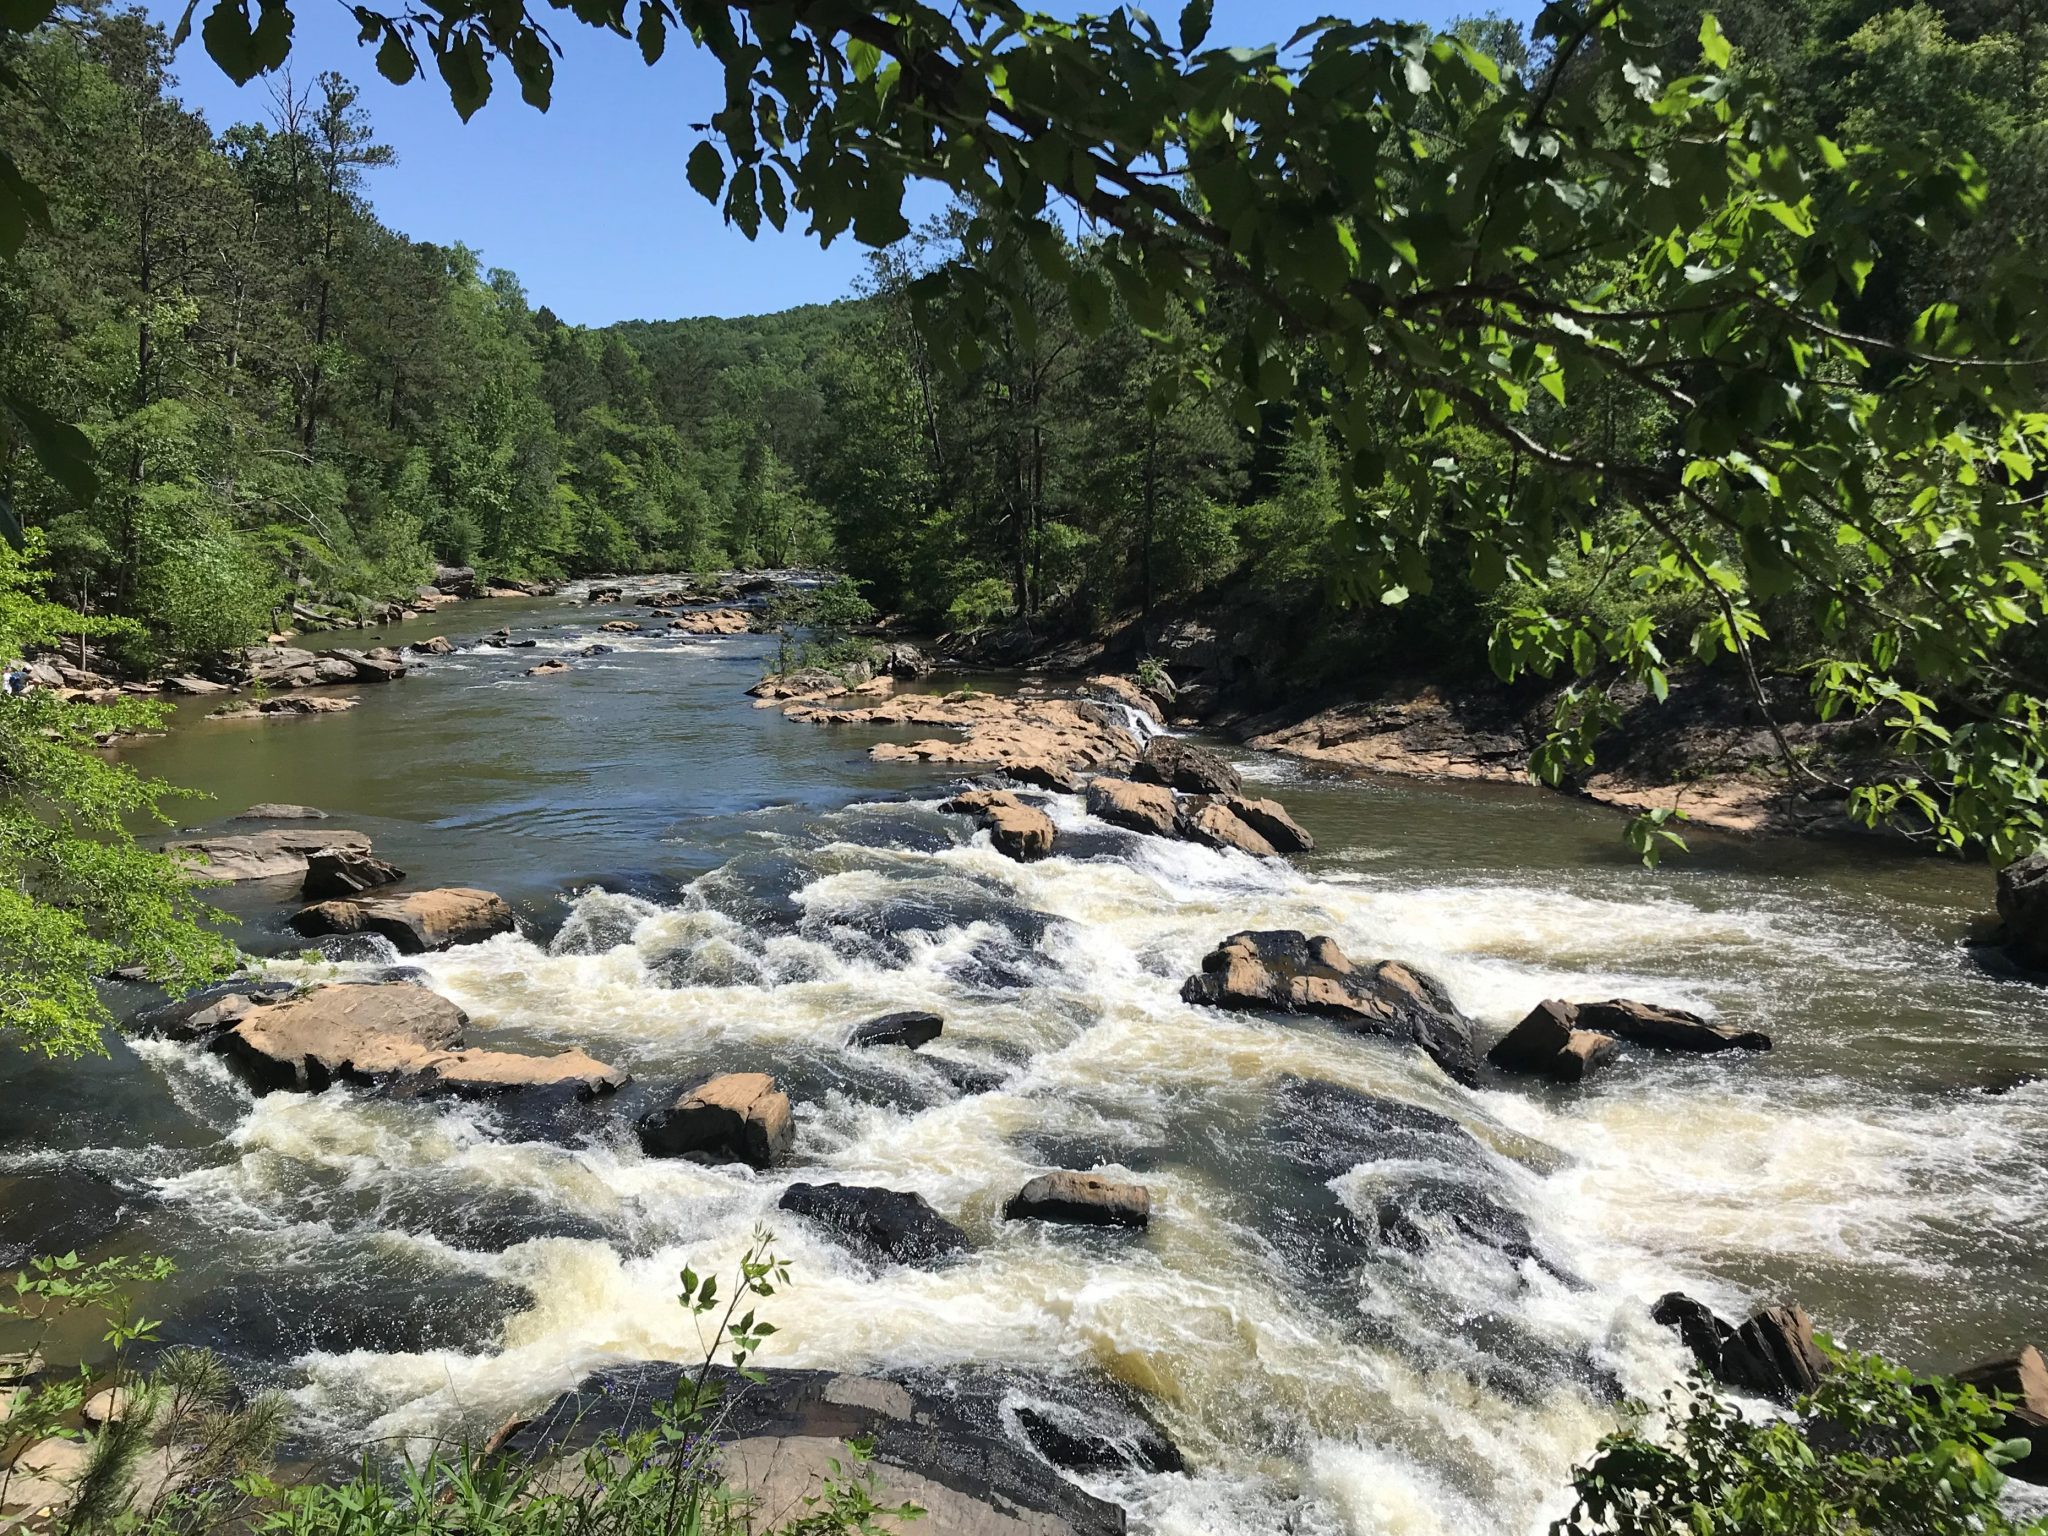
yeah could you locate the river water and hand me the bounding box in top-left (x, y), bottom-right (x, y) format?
top-left (3, 585), bottom-right (2045, 1535)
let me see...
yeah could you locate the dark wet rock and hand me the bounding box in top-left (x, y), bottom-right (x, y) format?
top-left (578, 643), bottom-right (614, 657)
top-left (131, 977), bottom-right (298, 1041)
top-left (507, 639), bottom-right (539, 649)
top-left (941, 789), bottom-right (1056, 861)
top-left (1955, 1347), bottom-right (2048, 1483)
top-left (432, 564), bottom-right (479, 597)
top-left (319, 647), bottom-right (405, 682)
top-left (1005, 1171), bottom-right (1150, 1229)
top-left (1572, 998), bottom-right (1769, 1053)
top-left (1181, 931), bottom-right (1479, 1085)
top-left (848, 1011), bottom-right (943, 1050)
top-left (498, 1363), bottom-right (1131, 1536)
top-left (165, 828), bottom-right (372, 882)
top-left (929, 1058), bottom-right (1012, 1095)
top-left (880, 641), bottom-right (933, 679)
top-left (231, 803), bottom-right (327, 821)
top-left (213, 983), bottom-right (468, 1093)
top-left (1998, 854), bottom-right (2048, 971)
top-left (778, 1182), bottom-right (969, 1267)
top-left (638, 1072), bottom-right (794, 1168)
top-left (1487, 1000), bottom-right (1620, 1083)
top-left (289, 887), bottom-right (516, 953)
top-left (1011, 1388), bottom-right (1185, 1476)
top-left (527, 659), bottom-right (571, 676)
top-left (1652, 1292), bottom-right (1824, 1402)
top-left (1086, 776), bottom-right (1179, 838)
top-left (302, 849), bottom-right (404, 900)
top-left (1132, 735), bottom-right (1242, 797)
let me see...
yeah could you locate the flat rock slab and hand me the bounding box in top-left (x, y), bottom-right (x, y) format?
top-left (1572, 998), bottom-right (1769, 1053)
top-left (1005, 1171), bottom-right (1150, 1229)
top-left (779, 1182), bottom-right (970, 1266)
top-left (413, 1047), bottom-right (626, 1100)
top-left (132, 978), bottom-right (299, 1041)
top-left (166, 828), bottom-right (371, 882)
top-left (290, 887), bottom-right (515, 953)
top-left (303, 849), bottom-right (404, 900)
top-left (1181, 930), bottom-right (1479, 1086)
top-left (639, 1072), bottom-right (795, 1168)
top-left (216, 983), bottom-right (468, 1092)
top-left (232, 803), bottom-right (327, 821)
top-left (498, 1364), bottom-right (1150, 1536)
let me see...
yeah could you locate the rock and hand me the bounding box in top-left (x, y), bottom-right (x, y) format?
top-left (132, 978), bottom-right (297, 1041)
top-left (668, 607), bottom-right (751, 635)
top-left (579, 644), bottom-right (614, 658)
top-left (1487, 1000), bottom-right (1621, 1082)
top-left (941, 789), bottom-right (1056, 861)
top-left (231, 803), bottom-right (326, 821)
top-left (209, 694), bottom-right (358, 721)
top-left (1082, 673), bottom-right (1165, 725)
top-left (215, 983), bottom-right (468, 1093)
top-left (848, 1011), bottom-right (943, 1050)
top-left (748, 668), bottom-right (848, 701)
top-left (1085, 776), bottom-right (1179, 838)
top-left (302, 849), bottom-right (404, 900)
top-left (880, 641), bottom-right (933, 678)
top-left (1132, 735), bottom-right (1242, 797)
top-left (638, 1072), bottom-right (794, 1168)
top-left (587, 585), bottom-right (623, 603)
top-left (1177, 797), bottom-right (1279, 857)
top-left (409, 636), bottom-right (453, 655)
top-left (1955, 1347), bottom-right (2048, 1483)
top-left (321, 648), bottom-right (405, 682)
top-left (527, 659), bottom-right (572, 676)
top-left (411, 1047), bottom-right (626, 1101)
top-left (289, 887), bottom-right (515, 953)
top-left (788, 691), bottom-right (1139, 784)
top-left (165, 828), bottom-right (371, 882)
top-left (2, 1436), bottom-right (90, 1517)
top-left (81, 1387), bottom-right (130, 1426)
top-left (1223, 794), bottom-right (1313, 853)
top-left (1652, 1292), bottom-right (1825, 1402)
top-left (777, 1182), bottom-right (969, 1266)
top-left (1181, 931), bottom-right (1479, 1085)
top-left (1004, 1171), bottom-right (1150, 1229)
top-left (163, 674), bottom-right (231, 696)
top-left (499, 1363), bottom-right (1131, 1536)
top-left (1999, 854), bottom-right (2048, 970)
top-left (599, 620), bottom-right (641, 634)
top-left (432, 564), bottom-right (479, 597)
top-left (1573, 998), bottom-right (1770, 1053)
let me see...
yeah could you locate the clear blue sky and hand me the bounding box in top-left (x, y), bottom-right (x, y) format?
top-left (147, 1), bottom-right (1540, 327)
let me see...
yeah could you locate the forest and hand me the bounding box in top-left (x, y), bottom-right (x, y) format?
top-left (5, 0), bottom-right (2041, 685)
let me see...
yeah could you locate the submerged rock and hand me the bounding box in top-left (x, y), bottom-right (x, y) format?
top-left (638, 1072), bottom-right (794, 1168)
top-left (847, 1010), bottom-right (943, 1050)
top-left (165, 828), bottom-right (372, 882)
top-left (1132, 735), bottom-right (1241, 797)
top-left (302, 848), bottom-right (404, 900)
top-left (1181, 931), bottom-right (1479, 1085)
top-left (778, 1182), bottom-right (969, 1266)
top-left (1487, 1000), bottom-right (1620, 1082)
top-left (941, 789), bottom-right (1056, 862)
top-left (1005, 1171), bottom-right (1150, 1229)
top-left (231, 803), bottom-right (327, 821)
top-left (1572, 998), bottom-right (1769, 1053)
top-left (1998, 854), bottom-right (2048, 971)
top-left (208, 694), bottom-right (358, 722)
top-left (1651, 1292), bottom-right (1824, 1402)
top-left (1955, 1347), bottom-right (2048, 1482)
top-left (289, 887), bottom-right (515, 953)
top-left (497, 1363), bottom-right (1144, 1536)
top-left (526, 658), bottom-right (571, 676)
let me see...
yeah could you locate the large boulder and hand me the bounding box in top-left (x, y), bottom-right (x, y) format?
top-left (409, 636), bottom-right (454, 656)
top-left (1085, 776), bottom-right (1179, 838)
top-left (302, 849), bottom-right (404, 900)
top-left (941, 789), bottom-right (1056, 862)
top-left (1651, 1293), bottom-right (1825, 1402)
top-left (1572, 998), bottom-right (1770, 1053)
top-left (1955, 1347), bottom-right (2048, 1483)
top-left (319, 648), bottom-right (405, 682)
top-left (411, 1047), bottom-right (626, 1101)
top-left (289, 888), bottom-right (515, 953)
top-left (1223, 795), bottom-right (1313, 853)
top-left (847, 1011), bottom-right (943, 1050)
top-left (431, 564), bottom-right (479, 597)
top-left (778, 1183), bottom-right (969, 1267)
top-left (214, 984), bottom-right (468, 1093)
top-left (131, 978), bottom-right (298, 1042)
top-left (209, 694), bottom-right (357, 721)
top-left (165, 828), bottom-right (371, 882)
top-left (1132, 735), bottom-right (1241, 797)
top-left (1487, 1000), bottom-right (1620, 1083)
top-left (1176, 797), bottom-right (1278, 857)
top-left (1181, 931), bottom-right (1479, 1085)
top-left (1998, 855), bottom-right (2048, 970)
top-left (638, 1072), bottom-right (794, 1168)
top-left (1004, 1171), bottom-right (1150, 1229)
top-left (668, 607), bottom-right (751, 635)
top-left (496, 1364), bottom-right (1144, 1536)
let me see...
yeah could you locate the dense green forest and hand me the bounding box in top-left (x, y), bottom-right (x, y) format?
top-left (5, 0), bottom-right (2042, 677)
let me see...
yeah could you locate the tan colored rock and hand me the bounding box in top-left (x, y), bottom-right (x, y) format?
top-left (289, 887), bottom-right (515, 953)
top-left (669, 607), bottom-right (752, 635)
top-left (166, 828), bottom-right (372, 882)
top-left (410, 635), bottom-right (453, 655)
top-left (1957, 1347), bottom-right (2048, 1482)
top-left (1081, 674), bottom-right (1164, 725)
top-left (82, 1386), bottom-right (131, 1426)
top-left (3, 1436), bottom-right (90, 1517)
top-left (599, 620), bottom-right (642, 634)
top-left (217, 983), bottom-right (468, 1092)
top-left (1177, 798), bottom-right (1278, 857)
top-left (1085, 777), bottom-right (1178, 838)
top-left (639, 1072), bottom-right (794, 1167)
top-left (1487, 1000), bottom-right (1619, 1082)
top-left (1004, 1171), bottom-right (1150, 1229)
top-left (527, 658), bottom-right (572, 676)
top-left (208, 694), bottom-right (359, 722)
top-left (1573, 998), bottom-right (1770, 1053)
top-left (1223, 795), bottom-right (1314, 853)
top-left (942, 790), bottom-right (1056, 862)
top-left (787, 691), bottom-right (1140, 789)
top-left (416, 1047), bottom-right (626, 1100)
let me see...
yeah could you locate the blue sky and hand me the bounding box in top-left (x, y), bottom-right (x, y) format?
top-left (147, 1), bottom-right (1540, 326)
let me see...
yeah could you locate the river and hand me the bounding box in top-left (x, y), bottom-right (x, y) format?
top-left (3, 583), bottom-right (2044, 1535)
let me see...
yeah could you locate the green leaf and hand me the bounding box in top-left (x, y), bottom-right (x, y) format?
top-left (846, 36), bottom-right (881, 81)
top-left (0, 149), bottom-right (50, 260)
top-left (437, 31), bottom-right (492, 121)
top-left (635, 2), bottom-right (665, 67)
top-left (1178, 0), bottom-right (1211, 53)
top-left (374, 29), bottom-right (416, 86)
top-left (1067, 269), bottom-right (1113, 337)
top-left (5, 390), bottom-right (98, 504)
top-left (686, 141), bottom-right (725, 205)
top-left (1698, 14), bottom-right (1732, 70)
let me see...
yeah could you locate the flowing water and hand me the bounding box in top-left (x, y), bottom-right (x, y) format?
top-left (4, 585), bottom-right (2046, 1535)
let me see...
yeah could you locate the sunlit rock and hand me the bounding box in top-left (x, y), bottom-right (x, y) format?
top-left (1487, 1000), bottom-right (1620, 1082)
top-left (638, 1072), bottom-right (795, 1168)
top-left (941, 789), bottom-right (1056, 861)
top-left (1004, 1170), bottom-right (1150, 1229)
top-left (289, 887), bottom-right (515, 953)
